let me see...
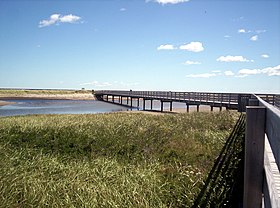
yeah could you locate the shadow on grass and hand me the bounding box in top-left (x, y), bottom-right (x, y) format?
top-left (192, 114), bottom-right (245, 208)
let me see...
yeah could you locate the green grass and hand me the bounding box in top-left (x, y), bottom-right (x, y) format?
top-left (0, 111), bottom-right (239, 207)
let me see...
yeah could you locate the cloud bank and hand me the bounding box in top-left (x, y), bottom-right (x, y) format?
top-left (39, 14), bottom-right (82, 28)
top-left (216, 55), bottom-right (253, 62)
top-left (237, 65), bottom-right (280, 77)
top-left (185, 65), bottom-right (280, 78)
top-left (148, 0), bottom-right (190, 4)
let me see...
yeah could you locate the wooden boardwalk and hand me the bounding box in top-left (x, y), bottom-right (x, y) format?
top-left (94, 90), bottom-right (280, 112)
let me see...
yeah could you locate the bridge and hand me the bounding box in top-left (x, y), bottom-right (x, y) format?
top-left (95, 90), bottom-right (280, 208)
top-left (94, 90), bottom-right (280, 112)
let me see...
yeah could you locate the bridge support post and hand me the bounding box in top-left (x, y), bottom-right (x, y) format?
top-left (161, 101), bottom-right (163, 112)
top-left (211, 106), bottom-right (213, 111)
top-left (121, 96), bottom-right (123, 104)
top-left (143, 99), bottom-right (146, 110)
top-left (127, 97), bottom-right (129, 105)
top-left (219, 106), bottom-right (222, 111)
top-left (244, 106), bottom-right (266, 208)
top-left (170, 101), bottom-right (173, 111)
top-left (137, 98), bottom-right (140, 108)
top-left (131, 98), bottom-right (133, 108)
top-left (197, 105), bottom-right (200, 112)
top-left (112, 95), bottom-right (115, 103)
top-left (150, 100), bottom-right (153, 110)
top-left (186, 104), bottom-right (189, 113)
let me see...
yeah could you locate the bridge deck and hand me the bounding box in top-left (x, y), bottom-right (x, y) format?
top-left (95, 90), bottom-right (279, 112)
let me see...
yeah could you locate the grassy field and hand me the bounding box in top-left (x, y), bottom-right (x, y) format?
top-left (0, 111), bottom-right (239, 207)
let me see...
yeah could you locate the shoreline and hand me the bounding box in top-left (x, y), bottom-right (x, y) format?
top-left (0, 93), bottom-right (95, 101)
top-left (0, 101), bottom-right (16, 106)
top-left (0, 93), bottom-right (95, 107)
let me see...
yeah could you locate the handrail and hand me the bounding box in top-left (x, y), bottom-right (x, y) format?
top-left (244, 96), bottom-right (280, 208)
top-left (95, 90), bottom-right (280, 112)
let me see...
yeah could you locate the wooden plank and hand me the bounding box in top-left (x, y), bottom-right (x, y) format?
top-left (257, 97), bottom-right (280, 171)
top-left (244, 106), bottom-right (266, 208)
top-left (263, 134), bottom-right (280, 208)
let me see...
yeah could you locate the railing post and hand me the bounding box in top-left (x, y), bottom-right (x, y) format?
top-left (244, 106), bottom-right (266, 208)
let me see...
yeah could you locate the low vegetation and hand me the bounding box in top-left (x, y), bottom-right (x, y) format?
top-left (0, 111), bottom-right (239, 207)
top-left (0, 89), bottom-right (92, 96)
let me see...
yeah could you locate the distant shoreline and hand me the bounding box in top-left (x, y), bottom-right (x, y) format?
top-left (0, 90), bottom-right (95, 107)
top-left (0, 89), bottom-right (95, 104)
top-left (0, 93), bottom-right (95, 101)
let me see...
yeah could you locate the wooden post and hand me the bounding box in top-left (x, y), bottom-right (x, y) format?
top-left (187, 104), bottom-right (189, 112)
top-left (137, 98), bottom-right (140, 108)
top-left (244, 106), bottom-right (266, 208)
top-left (112, 95), bottom-right (115, 103)
top-left (219, 106), bottom-right (222, 111)
top-left (121, 96), bottom-right (123, 104)
top-left (211, 106), bottom-right (213, 111)
top-left (150, 100), bottom-right (153, 110)
top-left (127, 97), bottom-right (129, 105)
top-left (130, 98), bottom-right (133, 108)
top-left (161, 101), bottom-right (163, 112)
top-left (143, 99), bottom-right (146, 110)
top-left (197, 105), bottom-right (200, 112)
top-left (170, 101), bottom-right (173, 111)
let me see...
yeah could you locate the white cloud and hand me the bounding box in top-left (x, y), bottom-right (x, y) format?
top-left (59, 14), bottom-right (81, 23)
top-left (217, 55), bottom-right (252, 62)
top-left (224, 71), bottom-right (234, 76)
top-left (179, 42), bottom-right (204, 52)
top-left (81, 81), bottom-right (112, 87)
top-left (250, 35), bottom-right (258, 41)
top-left (148, 0), bottom-right (190, 4)
top-left (183, 60), bottom-right (201, 65)
top-left (238, 29), bottom-right (246, 33)
top-left (116, 81), bottom-right (139, 87)
top-left (120, 8), bottom-right (126, 11)
top-left (261, 54), bottom-right (269, 58)
top-left (224, 35), bottom-right (231, 38)
top-left (261, 65), bottom-right (280, 76)
top-left (80, 81), bottom-right (139, 88)
top-left (237, 65), bottom-right (280, 77)
top-left (157, 44), bottom-right (176, 50)
top-left (237, 69), bottom-right (260, 77)
top-left (256, 30), bottom-right (266, 34)
top-left (186, 73), bottom-right (216, 78)
top-left (39, 14), bottom-right (81, 28)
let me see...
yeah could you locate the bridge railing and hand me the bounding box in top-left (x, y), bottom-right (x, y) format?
top-left (95, 90), bottom-right (280, 112)
top-left (95, 90), bottom-right (243, 105)
top-left (244, 96), bottom-right (280, 208)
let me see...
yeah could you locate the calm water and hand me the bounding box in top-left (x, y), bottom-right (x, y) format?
top-left (0, 99), bottom-right (134, 117)
top-left (0, 99), bottom-right (190, 117)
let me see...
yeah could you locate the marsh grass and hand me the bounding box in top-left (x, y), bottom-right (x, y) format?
top-left (0, 111), bottom-right (239, 207)
top-left (0, 89), bottom-right (91, 96)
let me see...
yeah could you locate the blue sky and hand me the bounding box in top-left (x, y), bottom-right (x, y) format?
top-left (0, 0), bottom-right (279, 93)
